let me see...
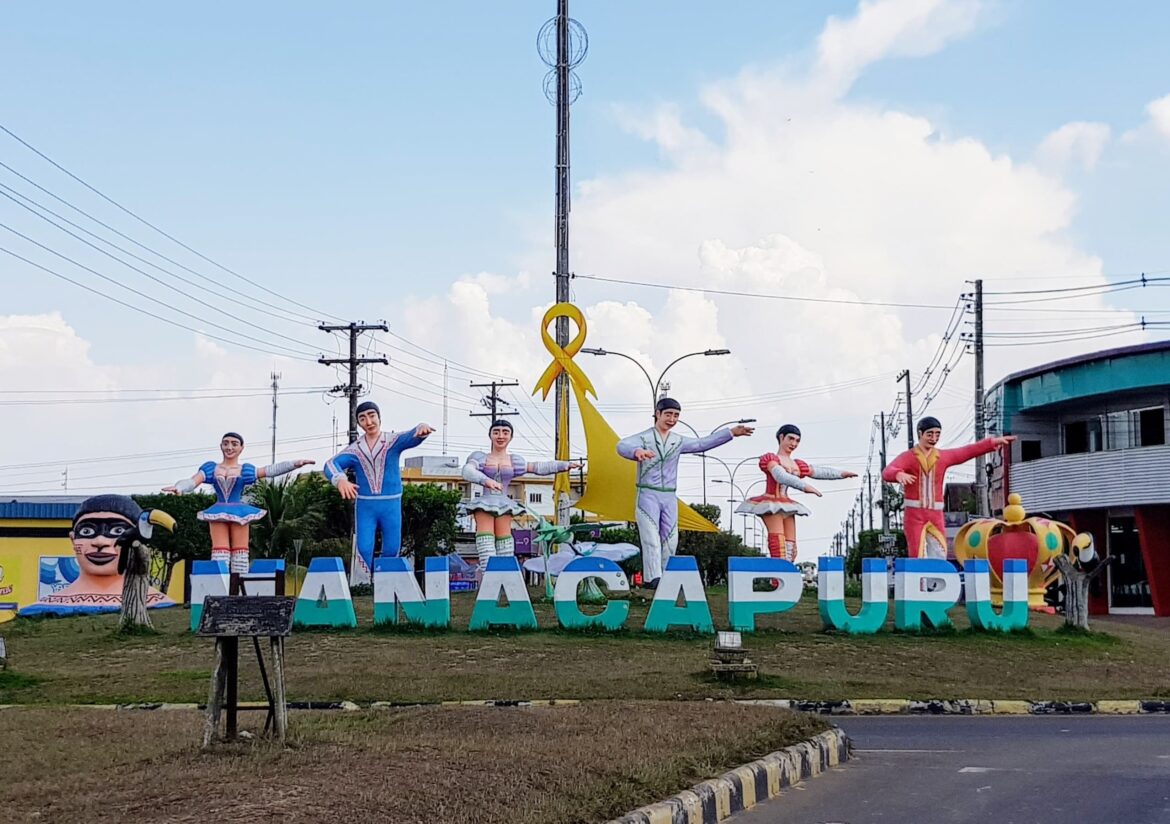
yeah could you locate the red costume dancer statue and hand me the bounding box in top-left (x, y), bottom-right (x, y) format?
top-left (738, 424), bottom-right (856, 562)
top-left (882, 416), bottom-right (1014, 559)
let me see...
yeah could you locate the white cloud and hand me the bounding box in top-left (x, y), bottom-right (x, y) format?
top-left (1035, 121), bottom-right (1111, 171)
top-left (1145, 93), bottom-right (1170, 141)
top-left (3, 0), bottom-right (1147, 551)
top-left (815, 0), bottom-right (984, 94)
top-left (399, 0), bottom-right (1139, 542)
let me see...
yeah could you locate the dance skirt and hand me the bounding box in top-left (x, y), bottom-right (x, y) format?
top-left (197, 502), bottom-right (267, 525)
top-left (459, 492), bottom-right (526, 517)
top-left (735, 495), bottom-right (810, 517)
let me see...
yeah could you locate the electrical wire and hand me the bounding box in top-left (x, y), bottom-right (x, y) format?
top-left (574, 273), bottom-right (958, 310)
top-left (0, 243), bottom-right (317, 360)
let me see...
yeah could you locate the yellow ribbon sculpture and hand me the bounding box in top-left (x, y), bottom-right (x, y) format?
top-left (533, 303), bottom-right (717, 533)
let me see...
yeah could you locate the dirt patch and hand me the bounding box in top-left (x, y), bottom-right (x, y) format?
top-left (0, 702), bottom-right (826, 824)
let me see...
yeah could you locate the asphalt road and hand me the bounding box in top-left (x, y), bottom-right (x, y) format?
top-left (734, 716), bottom-right (1170, 824)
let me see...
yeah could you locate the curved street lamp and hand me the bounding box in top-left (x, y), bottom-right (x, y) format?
top-left (676, 418), bottom-right (757, 505)
top-left (581, 347), bottom-right (731, 410)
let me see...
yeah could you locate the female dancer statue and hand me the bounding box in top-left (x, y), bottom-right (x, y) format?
top-left (460, 419), bottom-right (578, 572)
top-left (165, 432), bottom-right (315, 573)
top-left (738, 424), bottom-right (855, 562)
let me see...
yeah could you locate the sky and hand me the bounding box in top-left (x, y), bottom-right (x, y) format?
top-left (2, 0), bottom-right (1170, 549)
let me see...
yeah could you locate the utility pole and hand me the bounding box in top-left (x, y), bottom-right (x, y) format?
top-left (539, 1), bottom-right (587, 532)
top-left (470, 380), bottom-right (521, 422)
top-left (867, 470), bottom-right (874, 532)
top-left (269, 371), bottom-right (281, 464)
top-left (896, 369), bottom-right (914, 449)
top-left (442, 361), bottom-right (449, 456)
top-left (973, 278), bottom-right (988, 516)
top-left (318, 322), bottom-right (389, 444)
top-left (879, 411), bottom-right (890, 532)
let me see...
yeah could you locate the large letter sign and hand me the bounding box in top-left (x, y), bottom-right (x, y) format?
top-left (189, 559), bottom-right (229, 632)
top-left (894, 558), bottom-right (962, 630)
top-left (818, 556), bottom-right (889, 634)
top-left (374, 556), bottom-right (450, 628)
top-left (964, 558), bottom-right (1029, 631)
top-left (469, 556), bottom-right (538, 630)
top-left (553, 556), bottom-right (630, 630)
top-left (644, 556), bottom-right (713, 634)
top-left (294, 557), bottom-right (357, 628)
top-left (727, 556), bottom-right (803, 632)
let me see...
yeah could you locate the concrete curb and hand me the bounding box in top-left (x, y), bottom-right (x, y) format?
top-left (606, 728), bottom-right (851, 824)
top-left (2, 698), bottom-right (1167, 714)
top-left (736, 699), bottom-right (1170, 715)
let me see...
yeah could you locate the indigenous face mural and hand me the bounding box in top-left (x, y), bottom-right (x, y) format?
top-left (18, 496), bottom-right (177, 616)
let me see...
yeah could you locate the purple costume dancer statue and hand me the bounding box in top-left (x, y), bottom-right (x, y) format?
top-left (460, 418), bottom-right (578, 573)
top-left (617, 397), bottom-right (754, 588)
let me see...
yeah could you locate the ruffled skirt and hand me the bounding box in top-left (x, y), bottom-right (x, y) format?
top-left (735, 495), bottom-right (810, 517)
top-left (198, 502), bottom-right (267, 525)
top-left (459, 493), bottom-right (526, 517)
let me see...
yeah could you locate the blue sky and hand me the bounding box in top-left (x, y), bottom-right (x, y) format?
top-left (2, 1), bottom-right (1169, 540)
top-left (5, 0), bottom-right (1167, 331)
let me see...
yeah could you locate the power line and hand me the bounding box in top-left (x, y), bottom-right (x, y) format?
top-left (0, 388), bottom-right (324, 406)
top-left (0, 123), bottom-right (340, 324)
top-left (0, 243), bottom-right (318, 360)
top-left (574, 273), bottom-right (957, 310)
top-left (983, 275), bottom-right (1169, 296)
top-left (0, 187), bottom-right (321, 354)
top-left (0, 178), bottom-right (315, 327)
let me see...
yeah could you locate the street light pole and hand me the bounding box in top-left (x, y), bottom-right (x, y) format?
top-left (582, 347), bottom-right (731, 411)
top-left (676, 417), bottom-right (757, 506)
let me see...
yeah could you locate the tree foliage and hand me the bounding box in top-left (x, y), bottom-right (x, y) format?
top-left (677, 502), bottom-right (755, 586)
top-left (246, 476), bottom-right (326, 560)
top-left (845, 528), bottom-right (907, 577)
top-left (132, 491), bottom-right (214, 590)
top-left (400, 483), bottom-right (461, 562)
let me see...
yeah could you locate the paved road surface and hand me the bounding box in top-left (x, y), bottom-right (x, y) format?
top-left (734, 716), bottom-right (1170, 824)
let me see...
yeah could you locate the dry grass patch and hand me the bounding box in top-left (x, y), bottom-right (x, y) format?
top-left (0, 702), bottom-right (827, 824)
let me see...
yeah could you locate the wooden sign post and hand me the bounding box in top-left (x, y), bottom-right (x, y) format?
top-left (197, 595), bottom-right (295, 746)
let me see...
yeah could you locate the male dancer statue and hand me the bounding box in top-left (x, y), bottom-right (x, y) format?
top-left (325, 401), bottom-right (435, 583)
top-left (617, 397), bottom-right (753, 588)
top-left (882, 416), bottom-right (1013, 559)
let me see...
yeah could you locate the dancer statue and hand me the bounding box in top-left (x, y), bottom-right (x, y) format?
top-left (165, 432), bottom-right (314, 573)
top-left (324, 401), bottom-right (434, 583)
top-left (882, 416), bottom-right (1013, 558)
top-left (617, 397), bottom-right (753, 588)
top-left (738, 424), bottom-right (856, 562)
top-left (459, 419), bottom-right (579, 575)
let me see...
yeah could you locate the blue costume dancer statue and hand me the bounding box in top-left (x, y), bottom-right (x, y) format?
top-left (166, 432), bottom-right (314, 573)
top-left (617, 397), bottom-right (754, 588)
top-left (324, 401), bottom-right (434, 584)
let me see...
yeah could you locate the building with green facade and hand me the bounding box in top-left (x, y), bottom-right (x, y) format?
top-left (985, 340), bottom-right (1170, 616)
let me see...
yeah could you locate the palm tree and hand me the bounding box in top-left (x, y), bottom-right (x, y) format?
top-left (246, 476), bottom-right (326, 561)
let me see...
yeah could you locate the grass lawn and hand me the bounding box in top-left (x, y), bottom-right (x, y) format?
top-left (1, 588), bottom-right (1166, 705)
top-left (0, 702), bottom-right (827, 824)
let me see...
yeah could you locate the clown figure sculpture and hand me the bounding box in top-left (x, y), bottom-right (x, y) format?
top-left (882, 416), bottom-right (1014, 559)
top-left (166, 432), bottom-right (314, 573)
top-left (324, 401), bottom-right (435, 583)
top-left (617, 397), bottom-right (753, 588)
top-left (459, 419), bottom-right (579, 576)
top-left (738, 424), bottom-right (856, 562)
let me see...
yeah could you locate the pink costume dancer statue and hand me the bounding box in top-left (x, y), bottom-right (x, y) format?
top-left (737, 424), bottom-right (856, 562)
top-left (459, 418), bottom-right (579, 577)
top-left (164, 432), bottom-right (315, 573)
top-left (881, 416), bottom-right (1014, 559)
